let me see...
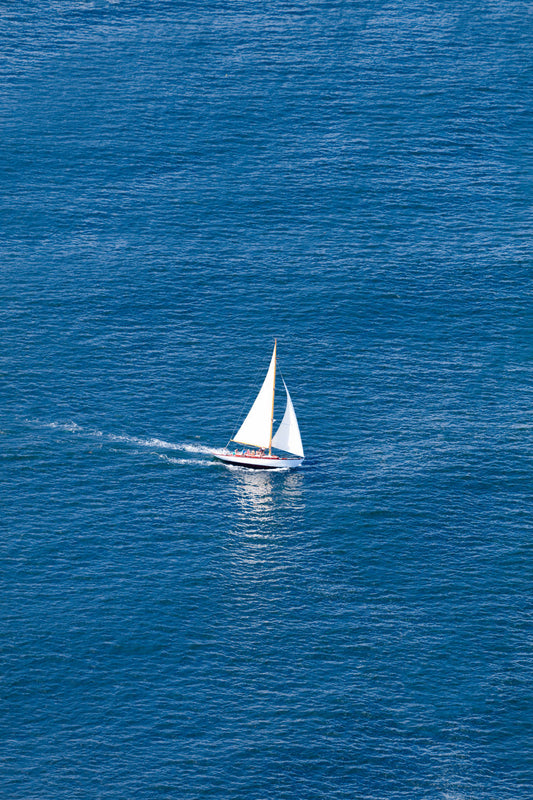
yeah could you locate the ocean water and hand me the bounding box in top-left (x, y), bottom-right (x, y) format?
top-left (1, 2), bottom-right (531, 798)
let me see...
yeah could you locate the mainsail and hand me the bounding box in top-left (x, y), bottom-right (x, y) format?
top-left (271, 380), bottom-right (305, 458)
top-left (233, 343), bottom-right (276, 449)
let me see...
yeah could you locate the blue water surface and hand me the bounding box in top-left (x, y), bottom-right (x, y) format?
top-left (1, 2), bottom-right (531, 798)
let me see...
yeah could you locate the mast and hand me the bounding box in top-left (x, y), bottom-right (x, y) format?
top-left (268, 339), bottom-right (277, 455)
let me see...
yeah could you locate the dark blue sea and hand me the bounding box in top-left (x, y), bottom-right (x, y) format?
top-left (1, 2), bottom-right (531, 798)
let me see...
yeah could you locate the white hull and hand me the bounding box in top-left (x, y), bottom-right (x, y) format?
top-left (213, 450), bottom-right (303, 470)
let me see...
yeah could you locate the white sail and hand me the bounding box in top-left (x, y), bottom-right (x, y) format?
top-left (233, 343), bottom-right (276, 449)
top-left (271, 379), bottom-right (304, 458)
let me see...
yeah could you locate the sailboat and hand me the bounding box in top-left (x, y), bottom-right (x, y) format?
top-left (213, 340), bottom-right (305, 469)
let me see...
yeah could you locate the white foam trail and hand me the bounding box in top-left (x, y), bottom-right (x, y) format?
top-left (107, 433), bottom-right (180, 449)
top-left (106, 433), bottom-right (214, 455)
top-left (176, 442), bottom-right (216, 455)
top-left (27, 419), bottom-right (215, 460)
top-left (37, 420), bottom-right (84, 433)
top-left (157, 454), bottom-right (212, 467)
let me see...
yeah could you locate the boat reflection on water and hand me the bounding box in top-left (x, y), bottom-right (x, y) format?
top-left (227, 469), bottom-right (307, 589)
top-left (229, 467), bottom-right (305, 533)
top-left (232, 467), bottom-right (274, 519)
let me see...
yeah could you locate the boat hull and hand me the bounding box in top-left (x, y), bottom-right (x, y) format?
top-left (213, 451), bottom-right (303, 470)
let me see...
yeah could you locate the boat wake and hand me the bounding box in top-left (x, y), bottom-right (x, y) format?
top-left (26, 419), bottom-right (215, 466)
